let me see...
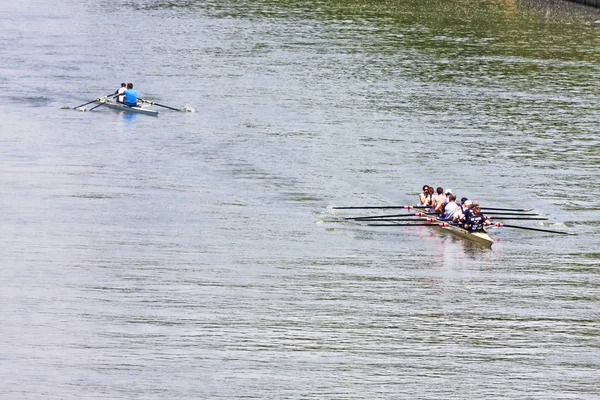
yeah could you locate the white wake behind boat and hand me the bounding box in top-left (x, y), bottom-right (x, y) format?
top-left (100, 99), bottom-right (159, 116)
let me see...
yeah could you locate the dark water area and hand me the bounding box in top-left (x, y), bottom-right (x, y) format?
top-left (1, 0), bottom-right (600, 398)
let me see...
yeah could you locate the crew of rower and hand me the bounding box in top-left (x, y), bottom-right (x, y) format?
top-left (114, 82), bottom-right (138, 107)
top-left (418, 185), bottom-right (490, 232)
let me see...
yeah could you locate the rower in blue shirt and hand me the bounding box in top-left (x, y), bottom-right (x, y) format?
top-left (123, 83), bottom-right (138, 107)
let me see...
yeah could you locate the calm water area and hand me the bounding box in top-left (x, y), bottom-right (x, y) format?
top-left (1, 0), bottom-right (600, 398)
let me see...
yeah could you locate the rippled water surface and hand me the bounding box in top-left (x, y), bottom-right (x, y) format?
top-left (2, 0), bottom-right (600, 398)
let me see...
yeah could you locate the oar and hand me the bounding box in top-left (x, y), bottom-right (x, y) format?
top-left (486, 216), bottom-right (548, 221)
top-left (480, 207), bottom-right (533, 212)
top-left (73, 98), bottom-right (102, 110)
top-left (346, 212), bottom-right (428, 221)
top-left (72, 93), bottom-right (117, 110)
top-left (368, 222), bottom-right (455, 227)
top-left (408, 205), bottom-right (536, 213)
top-left (351, 216), bottom-right (425, 222)
top-left (362, 218), bottom-right (440, 222)
top-left (334, 205), bottom-right (534, 212)
top-left (400, 209), bottom-right (541, 217)
top-left (493, 223), bottom-right (572, 235)
top-left (367, 223), bottom-right (444, 226)
top-left (482, 211), bottom-right (540, 216)
top-left (333, 206), bottom-right (413, 210)
top-left (139, 98), bottom-right (183, 112)
top-left (88, 99), bottom-right (107, 111)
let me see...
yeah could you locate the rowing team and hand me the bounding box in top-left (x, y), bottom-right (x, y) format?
top-left (114, 82), bottom-right (138, 106)
top-left (418, 185), bottom-right (490, 232)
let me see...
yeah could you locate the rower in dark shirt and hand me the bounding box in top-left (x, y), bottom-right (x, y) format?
top-left (463, 205), bottom-right (490, 231)
top-left (453, 199), bottom-right (471, 222)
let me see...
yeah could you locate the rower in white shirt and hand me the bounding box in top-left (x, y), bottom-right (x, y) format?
top-left (442, 193), bottom-right (459, 220)
top-left (114, 83), bottom-right (127, 103)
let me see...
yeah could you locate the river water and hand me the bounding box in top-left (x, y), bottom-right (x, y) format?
top-left (1, 0), bottom-right (600, 398)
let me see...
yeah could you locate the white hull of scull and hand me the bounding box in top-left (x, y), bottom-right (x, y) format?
top-left (102, 101), bottom-right (159, 116)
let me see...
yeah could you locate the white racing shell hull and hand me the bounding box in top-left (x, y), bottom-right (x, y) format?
top-left (103, 101), bottom-right (159, 116)
top-left (435, 223), bottom-right (494, 248)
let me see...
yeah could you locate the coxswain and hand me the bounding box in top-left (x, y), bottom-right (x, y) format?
top-left (463, 205), bottom-right (490, 231)
top-left (114, 83), bottom-right (127, 103)
top-left (123, 83), bottom-right (138, 107)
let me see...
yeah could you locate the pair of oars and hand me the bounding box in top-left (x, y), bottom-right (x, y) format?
top-left (71, 93), bottom-right (117, 110)
top-left (87, 94), bottom-right (121, 111)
